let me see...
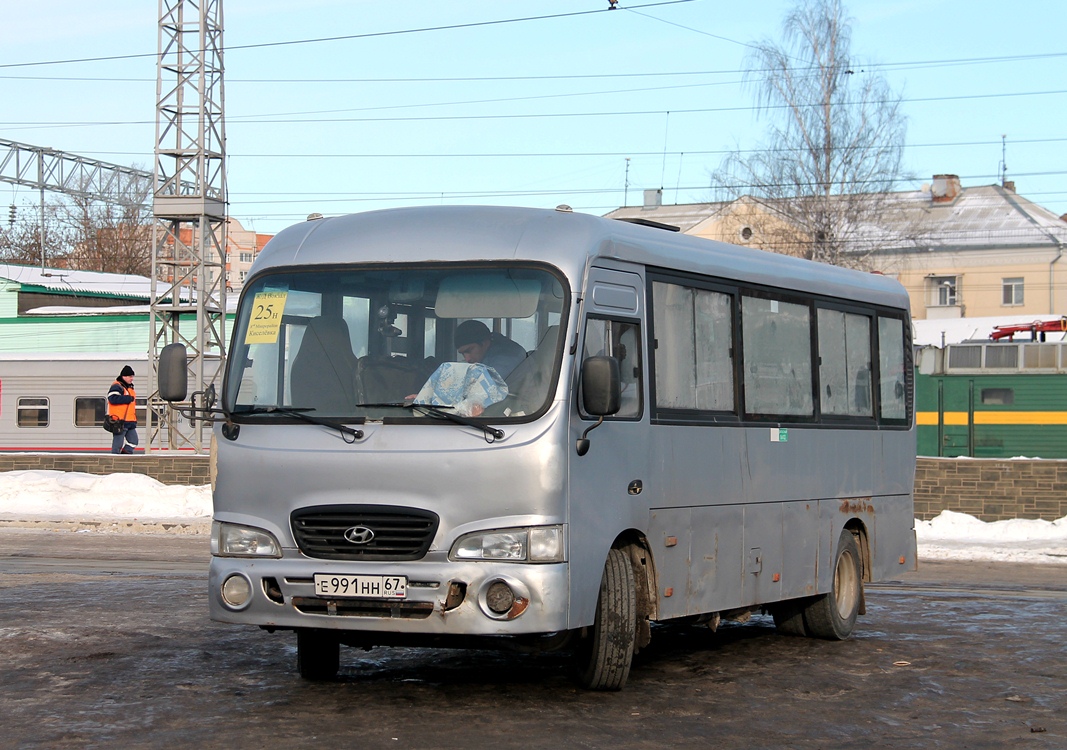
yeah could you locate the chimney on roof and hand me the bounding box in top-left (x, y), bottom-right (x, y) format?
top-left (931, 174), bottom-right (961, 204)
top-left (643, 188), bottom-right (662, 209)
top-left (1002, 180), bottom-right (1015, 193)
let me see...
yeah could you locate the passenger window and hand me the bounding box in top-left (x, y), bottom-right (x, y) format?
top-left (75, 397), bottom-right (106, 427)
top-left (17, 397), bottom-right (49, 427)
top-left (878, 317), bottom-right (907, 421)
top-left (652, 281), bottom-right (734, 412)
top-left (817, 309), bottom-right (873, 417)
top-left (741, 296), bottom-right (813, 417)
top-left (582, 318), bottom-right (642, 418)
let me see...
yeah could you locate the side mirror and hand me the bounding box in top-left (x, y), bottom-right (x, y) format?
top-left (576, 356), bottom-right (621, 457)
top-left (158, 343), bottom-right (189, 402)
top-left (581, 356), bottom-right (621, 416)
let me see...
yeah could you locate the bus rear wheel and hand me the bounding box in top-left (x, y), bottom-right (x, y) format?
top-left (297, 628), bottom-right (340, 681)
top-left (804, 529), bottom-right (863, 640)
top-left (576, 547), bottom-right (637, 691)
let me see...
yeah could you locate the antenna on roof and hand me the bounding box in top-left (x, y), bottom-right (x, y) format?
top-left (999, 134), bottom-right (1008, 187)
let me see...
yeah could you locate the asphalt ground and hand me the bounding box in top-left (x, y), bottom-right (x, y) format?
top-left (0, 528), bottom-right (1064, 750)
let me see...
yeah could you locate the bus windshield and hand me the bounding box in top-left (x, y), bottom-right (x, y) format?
top-left (225, 264), bottom-right (567, 421)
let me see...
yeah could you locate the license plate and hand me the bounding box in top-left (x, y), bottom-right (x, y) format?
top-left (313, 574), bottom-right (406, 599)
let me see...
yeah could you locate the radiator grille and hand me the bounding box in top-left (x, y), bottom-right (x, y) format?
top-left (291, 505), bottom-right (439, 561)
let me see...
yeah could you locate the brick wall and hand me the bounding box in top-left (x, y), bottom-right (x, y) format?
top-left (0, 454), bottom-right (210, 486)
top-left (915, 457), bottom-right (1067, 522)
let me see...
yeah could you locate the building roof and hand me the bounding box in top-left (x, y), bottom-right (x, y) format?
top-left (876, 185), bottom-right (1067, 251)
top-left (605, 182), bottom-right (1067, 253)
top-left (0, 263), bottom-right (153, 301)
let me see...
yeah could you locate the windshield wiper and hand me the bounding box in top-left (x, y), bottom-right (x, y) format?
top-left (237, 406), bottom-right (364, 443)
top-left (409, 403), bottom-right (505, 442)
top-left (356, 401), bottom-right (504, 442)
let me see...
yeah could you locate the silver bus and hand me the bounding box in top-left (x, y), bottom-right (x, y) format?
top-left (162, 205), bottom-right (916, 690)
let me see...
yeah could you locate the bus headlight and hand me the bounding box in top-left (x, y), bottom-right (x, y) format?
top-left (450, 525), bottom-right (565, 563)
top-left (212, 521), bottom-right (282, 558)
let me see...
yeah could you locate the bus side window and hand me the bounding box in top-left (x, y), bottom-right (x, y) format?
top-left (582, 318), bottom-right (642, 419)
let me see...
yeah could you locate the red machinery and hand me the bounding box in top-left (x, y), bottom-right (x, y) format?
top-left (989, 317), bottom-right (1067, 341)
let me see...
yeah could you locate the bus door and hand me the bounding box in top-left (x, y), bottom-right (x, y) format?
top-left (567, 266), bottom-right (652, 630)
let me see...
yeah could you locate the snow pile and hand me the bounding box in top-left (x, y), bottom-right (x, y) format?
top-left (0, 470), bottom-right (212, 520)
top-left (916, 509), bottom-right (1067, 564)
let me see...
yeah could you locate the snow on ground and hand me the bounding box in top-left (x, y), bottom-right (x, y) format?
top-left (0, 471), bottom-right (1065, 564)
top-left (915, 510), bottom-right (1067, 565)
top-left (0, 470), bottom-right (211, 521)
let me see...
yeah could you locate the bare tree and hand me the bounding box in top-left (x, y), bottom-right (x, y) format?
top-left (0, 200), bottom-right (75, 267)
top-left (60, 171), bottom-right (153, 275)
top-left (712, 0), bottom-right (915, 268)
top-left (0, 170), bottom-right (153, 275)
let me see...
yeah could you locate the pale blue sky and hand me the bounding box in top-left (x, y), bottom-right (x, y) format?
top-left (2, 0), bottom-right (1064, 235)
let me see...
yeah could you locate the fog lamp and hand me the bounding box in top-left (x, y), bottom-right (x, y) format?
top-left (485, 581), bottom-right (515, 614)
top-left (221, 574), bottom-right (253, 609)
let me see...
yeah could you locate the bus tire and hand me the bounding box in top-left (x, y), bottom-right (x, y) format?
top-left (770, 599), bottom-right (809, 636)
top-left (576, 547), bottom-right (637, 691)
top-left (297, 628), bottom-right (340, 681)
top-left (804, 529), bottom-right (863, 640)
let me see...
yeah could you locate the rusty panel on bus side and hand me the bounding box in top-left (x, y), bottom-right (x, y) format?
top-left (689, 504), bottom-right (745, 615)
top-left (647, 507), bottom-right (692, 620)
top-left (740, 503), bottom-right (784, 607)
top-left (780, 500), bottom-right (820, 600)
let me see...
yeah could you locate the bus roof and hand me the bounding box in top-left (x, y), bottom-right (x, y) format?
top-left (252, 206), bottom-right (910, 312)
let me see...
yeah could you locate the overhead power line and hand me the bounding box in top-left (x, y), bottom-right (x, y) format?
top-left (4, 52), bottom-right (1066, 84)
top-left (28, 137), bottom-right (1067, 170)
top-left (6, 89), bottom-right (1066, 129)
top-left (0, 1), bottom-right (694, 70)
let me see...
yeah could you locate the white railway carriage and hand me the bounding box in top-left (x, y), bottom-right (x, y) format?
top-left (0, 354), bottom-right (151, 452)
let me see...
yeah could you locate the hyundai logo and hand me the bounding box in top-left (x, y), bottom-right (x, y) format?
top-left (343, 526), bottom-right (375, 545)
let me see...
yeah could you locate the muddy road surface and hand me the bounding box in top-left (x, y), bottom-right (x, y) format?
top-left (1, 528), bottom-right (1064, 749)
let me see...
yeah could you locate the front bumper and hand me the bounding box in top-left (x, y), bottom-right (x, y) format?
top-left (208, 552), bottom-right (571, 636)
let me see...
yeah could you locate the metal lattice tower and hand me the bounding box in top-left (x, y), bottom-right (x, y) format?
top-left (150, 0), bottom-right (227, 453)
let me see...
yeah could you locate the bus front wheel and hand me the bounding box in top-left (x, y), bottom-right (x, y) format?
top-left (576, 547), bottom-right (637, 690)
top-left (297, 628), bottom-right (340, 681)
top-left (804, 529), bottom-right (863, 640)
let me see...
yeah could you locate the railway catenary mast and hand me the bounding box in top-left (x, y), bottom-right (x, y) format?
top-left (150, 0), bottom-right (228, 453)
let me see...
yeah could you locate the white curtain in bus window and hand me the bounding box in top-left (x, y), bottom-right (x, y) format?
top-left (583, 317), bottom-right (642, 418)
top-left (817, 310), bottom-right (873, 416)
top-left (741, 296), bottom-right (813, 416)
top-left (652, 281), bottom-right (733, 411)
top-left (878, 317), bottom-right (907, 420)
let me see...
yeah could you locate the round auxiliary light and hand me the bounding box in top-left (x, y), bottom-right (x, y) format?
top-left (221, 574), bottom-right (253, 609)
top-left (485, 581), bottom-right (516, 615)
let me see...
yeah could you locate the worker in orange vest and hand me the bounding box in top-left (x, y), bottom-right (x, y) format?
top-left (107, 365), bottom-right (139, 454)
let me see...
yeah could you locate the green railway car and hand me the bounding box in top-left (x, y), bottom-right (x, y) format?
top-left (915, 340), bottom-right (1067, 458)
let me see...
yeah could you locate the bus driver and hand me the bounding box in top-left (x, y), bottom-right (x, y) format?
top-left (453, 320), bottom-right (527, 379)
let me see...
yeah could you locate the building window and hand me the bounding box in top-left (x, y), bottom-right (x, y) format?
top-left (927, 276), bottom-right (958, 307)
top-left (17, 397), bottom-right (49, 427)
top-left (1002, 277), bottom-right (1024, 306)
top-left (240, 252), bottom-right (253, 263)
